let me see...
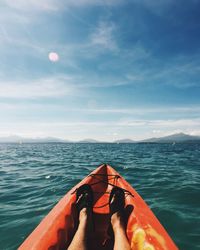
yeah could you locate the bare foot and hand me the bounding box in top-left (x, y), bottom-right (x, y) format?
top-left (79, 207), bottom-right (94, 234)
top-left (110, 195), bottom-right (125, 231)
top-left (79, 208), bottom-right (88, 223)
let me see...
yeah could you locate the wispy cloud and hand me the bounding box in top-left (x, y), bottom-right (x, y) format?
top-left (3, 0), bottom-right (125, 12)
top-left (81, 106), bottom-right (200, 116)
top-left (120, 53), bottom-right (200, 89)
top-left (0, 76), bottom-right (75, 98)
top-left (90, 21), bottom-right (118, 52)
top-left (149, 55), bottom-right (200, 88)
top-left (132, 0), bottom-right (175, 15)
top-left (1, 0), bottom-right (200, 140)
top-left (3, 0), bottom-right (177, 13)
top-left (116, 118), bottom-right (200, 128)
top-left (1, 118), bottom-right (200, 140)
top-left (2, 1), bottom-right (199, 91)
top-left (1, 103), bottom-right (200, 119)
top-left (4, 0), bottom-right (61, 12)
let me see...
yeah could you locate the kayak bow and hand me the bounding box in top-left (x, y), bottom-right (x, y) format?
top-left (19, 164), bottom-right (178, 250)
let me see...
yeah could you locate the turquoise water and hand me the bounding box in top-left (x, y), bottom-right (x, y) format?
top-left (0, 143), bottom-right (200, 250)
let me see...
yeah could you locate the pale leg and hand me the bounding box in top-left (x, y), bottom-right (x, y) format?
top-left (68, 208), bottom-right (88, 250)
top-left (111, 212), bottom-right (131, 250)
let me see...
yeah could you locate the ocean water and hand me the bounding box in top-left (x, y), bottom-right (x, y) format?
top-left (0, 143), bottom-right (200, 250)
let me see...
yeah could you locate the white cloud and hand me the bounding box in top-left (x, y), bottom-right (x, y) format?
top-left (117, 118), bottom-right (200, 128)
top-left (0, 117), bottom-right (200, 141)
top-left (3, 0), bottom-right (125, 12)
top-left (0, 76), bottom-right (74, 98)
top-left (77, 106), bottom-right (200, 116)
top-left (147, 119), bottom-right (200, 127)
top-left (90, 21), bottom-right (118, 51)
top-left (132, 0), bottom-right (175, 15)
top-left (1, 103), bottom-right (200, 117)
top-left (4, 0), bottom-right (60, 12)
top-left (189, 130), bottom-right (200, 136)
top-left (3, 0), bottom-right (176, 12)
top-left (120, 53), bottom-right (200, 89)
top-left (65, 0), bottom-right (124, 7)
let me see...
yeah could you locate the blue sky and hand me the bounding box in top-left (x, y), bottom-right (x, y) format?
top-left (0, 0), bottom-right (200, 141)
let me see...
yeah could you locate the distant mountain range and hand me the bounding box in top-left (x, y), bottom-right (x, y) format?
top-left (77, 139), bottom-right (100, 143)
top-left (0, 136), bottom-right (67, 143)
top-left (141, 133), bottom-right (200, 143)
top-left (114, 139), bottom-right (135, 143)
top-left (0, 133), bottom-right (200, 143)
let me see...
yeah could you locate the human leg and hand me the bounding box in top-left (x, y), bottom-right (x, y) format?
top-left (67, 208), bottom-right (88, 250)
top-left (109, 187), bottom-right (131, 250)
top-left (68, 184), bottom-right (94, 250)
top-left (111, 211), bottom-right (131, 250)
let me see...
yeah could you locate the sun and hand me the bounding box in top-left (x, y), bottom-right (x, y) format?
top-left (48, 52), bottom-right (59, 62)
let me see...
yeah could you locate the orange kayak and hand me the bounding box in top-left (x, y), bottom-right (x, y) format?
top-left (19, 164), bottom-right (178, 250)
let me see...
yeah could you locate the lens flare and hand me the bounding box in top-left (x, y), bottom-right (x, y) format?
top-left (48, 52), bottom-right (59, 62)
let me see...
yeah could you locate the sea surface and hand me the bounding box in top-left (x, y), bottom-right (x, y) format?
top-left (0, 143), bottom-right (200, 250)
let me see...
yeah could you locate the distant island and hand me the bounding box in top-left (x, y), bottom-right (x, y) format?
top-left (0, 133), bottom-right (200, 143)
top-left (140, 132), bottom-right (200, 143)
top-left (114, 139), bottom-right (135, 143)
top-left (0, 136), bottom-right (67, 143)
top-left (77, 139), bottom-right (100, 143)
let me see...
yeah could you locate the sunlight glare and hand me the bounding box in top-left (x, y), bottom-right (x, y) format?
top-left (48, 52), bottom-right (59, 62)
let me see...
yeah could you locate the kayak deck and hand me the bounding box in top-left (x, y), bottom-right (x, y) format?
top-left (19, 164), bottom-right (178, 250)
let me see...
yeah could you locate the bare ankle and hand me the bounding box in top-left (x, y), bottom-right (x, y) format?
top-left (79, 208), bottom-right (88, 223)
top-left (111, 212), bottom-right (124, 231)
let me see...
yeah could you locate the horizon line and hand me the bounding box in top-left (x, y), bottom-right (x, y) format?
top-left (0, 132), bottom-right (200, 143)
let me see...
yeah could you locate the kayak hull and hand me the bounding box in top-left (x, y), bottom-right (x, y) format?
top-left (19, 164), bottom-right (178, 250)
